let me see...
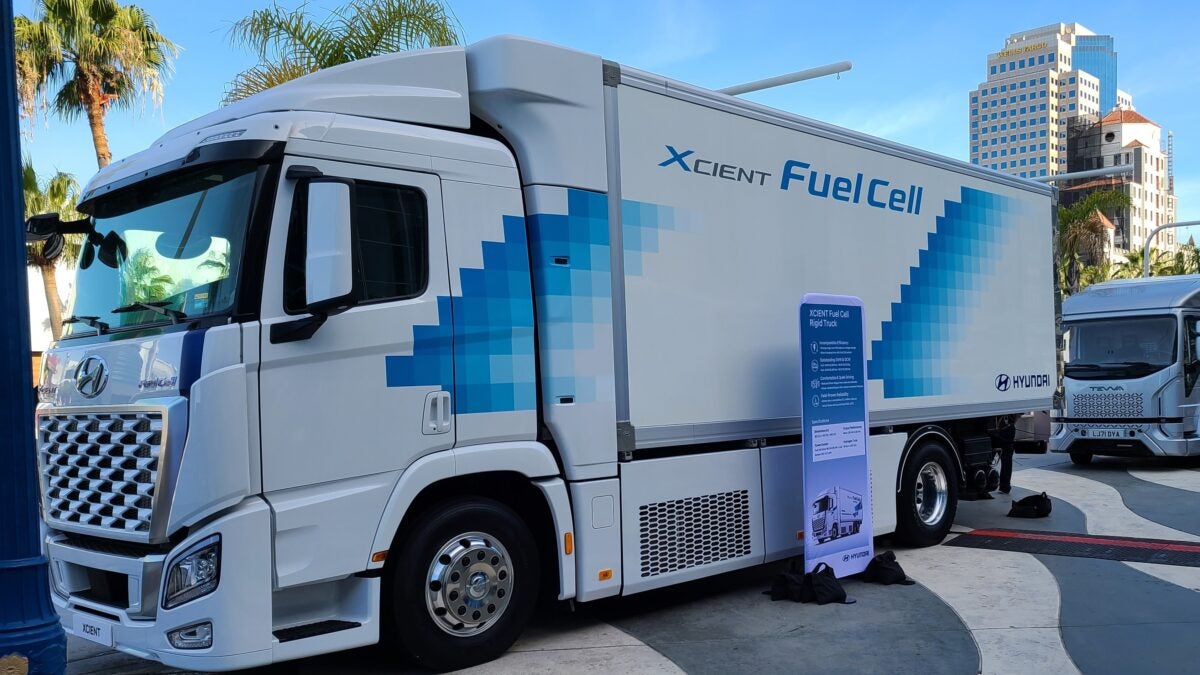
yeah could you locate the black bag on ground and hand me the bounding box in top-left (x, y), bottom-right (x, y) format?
top-left (862, 551), bottom-right (916, 585)
top-left (766, 560), bottom-right (855, 604)
top-left (1007, 491), bottom-right (1052, 518)
top-left (767, 559), bottom-right (808, 602)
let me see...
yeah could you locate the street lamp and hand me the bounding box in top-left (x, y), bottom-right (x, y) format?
top-left (1142, 220), bottom-right (1200, 277)
top-left (0, 0), bottom-right (67, 672)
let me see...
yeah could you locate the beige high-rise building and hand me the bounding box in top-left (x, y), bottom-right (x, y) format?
top-left (968, 23), bottom-right (1105, 179)
top-left (970, 22), bottom-right (1179, 259)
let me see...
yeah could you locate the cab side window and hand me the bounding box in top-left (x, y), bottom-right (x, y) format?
top-left (284, 180), bottom-right (428, 313)
top-left (1186, 317), bottom-right (1200, 395)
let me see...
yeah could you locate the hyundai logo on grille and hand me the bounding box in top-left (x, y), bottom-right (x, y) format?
top-left (75, 356), bottom-right (109, 398)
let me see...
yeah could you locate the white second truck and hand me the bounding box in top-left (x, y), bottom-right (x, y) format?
top-left (810, 487), bottom-right (864, 543)
top-left (1051, 275), bottom-right (1200, 462)
top-left (31, 37), bottom-right (1056, 671)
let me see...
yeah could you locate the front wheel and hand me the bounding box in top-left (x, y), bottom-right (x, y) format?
top-left (1070, 451), bottom-right (1093, 466)
top-left (385, 497), bottom-right (539, 671)
top-left (896, 441), bottom-right (959, 547)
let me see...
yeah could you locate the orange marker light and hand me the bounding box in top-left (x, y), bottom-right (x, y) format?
top-left (371, 551), bottom-right (388, 563)
top-left (564, 532), bottom-right (574, 555)
top-left (598, 568), bottom-right (613, 581)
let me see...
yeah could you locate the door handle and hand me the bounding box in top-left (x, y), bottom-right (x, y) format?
top-left (423, 391), bottom-right (452, 435)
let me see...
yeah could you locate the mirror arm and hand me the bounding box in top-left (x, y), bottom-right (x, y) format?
top-left (269, 313), bottom-right (328, 344)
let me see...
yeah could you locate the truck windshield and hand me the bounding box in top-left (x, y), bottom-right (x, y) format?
top-left (63, 162), bottom-right (259, 338)
top-left (1063, 315), bottom-right (1177, 380)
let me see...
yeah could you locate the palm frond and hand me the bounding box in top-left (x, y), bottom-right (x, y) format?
top-left (229, 2), bottom-right (333, 69)
top-left (222, 59), bottom-right (314, 104)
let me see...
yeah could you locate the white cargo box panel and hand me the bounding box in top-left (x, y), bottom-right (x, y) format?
top-left (610, 70), bottom-right (1056, 448)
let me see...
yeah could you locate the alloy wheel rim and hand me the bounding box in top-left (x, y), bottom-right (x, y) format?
top-left (914, 461), bottom-right (949, 526)
top-left (425, 531), bottom-right (513, 637)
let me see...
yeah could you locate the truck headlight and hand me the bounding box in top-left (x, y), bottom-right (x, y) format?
top-left (163, 535), bottom-right (220, 610)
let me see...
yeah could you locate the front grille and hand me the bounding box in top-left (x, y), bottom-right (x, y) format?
top-left (1072, 392), bottom-right (1145, 418)
top-left (638, 489), bottom-right (752, 578)
top-left (38, 411), bottom-right (164, 538)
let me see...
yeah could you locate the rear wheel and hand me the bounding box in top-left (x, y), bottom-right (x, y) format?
top-left (385, 498), bottom-right (539, 671)
top-left (1070, 452), bottom-right (1093, 466)
top-left (896, 441), bottom-right (959, 547)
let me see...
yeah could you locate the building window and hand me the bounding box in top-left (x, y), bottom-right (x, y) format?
top-left (1040, 77), bottom-right (1046, 84)
top-left (1040, 143), bottom-right (1047, 150)
top-left (971, 121), bottom-right (978, 128)
top-left (1020, 59), bottom-right (1026, 68)
top-left (1068, 103), bottom-right (1075, 110)
top-left (1040, 169), bottom-right (1047, 176)
top-left (971, 133), bottom-right (978, 140)
top-left (1038, 55), bottom-right (1045, 64)
top-left (1069, 76), bottom-right (1076, 84)
top-left (1000, 63), bottom-right (1006, 72)
top-left (971, 146), bottom-right (978, 153)
top-left (971, 108), bottom-right (977, 116)
top-left (971, 96), bottom-right (978, 103)
top-left (1069, 90), bottom-right (1075, 97)
top-left (991, 65), bottom-right (997, 75)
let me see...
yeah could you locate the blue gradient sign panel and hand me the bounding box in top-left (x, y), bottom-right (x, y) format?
top-left (801, 294), bottom-right (874, 576)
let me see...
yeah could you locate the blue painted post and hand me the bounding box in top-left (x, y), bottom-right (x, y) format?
top-left (0, 0), bottom-right (69, 671)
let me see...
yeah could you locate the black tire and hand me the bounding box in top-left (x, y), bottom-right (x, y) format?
top-left (384, 497), bottom-right (539, 671)
top-left (896, 441), bottom-right (959, 547)
top-left (1070, 451), bottom-right (1093, 466)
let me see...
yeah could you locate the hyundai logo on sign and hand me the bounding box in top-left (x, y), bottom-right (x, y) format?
top-left (75, 356), bottom-right (109, 399)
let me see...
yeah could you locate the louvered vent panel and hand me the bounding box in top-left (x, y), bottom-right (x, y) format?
top-left (38, 411), bottom-right (163, 537)
top-left (638, 489), bottom-right (752, 578)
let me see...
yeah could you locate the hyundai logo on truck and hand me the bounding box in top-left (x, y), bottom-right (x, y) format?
top-left (995, 373), bottom-right (1049, 391)
top-left (658, 145), bottom-right (924, 215)
top-left (75, 356), bottom-right (109, 398)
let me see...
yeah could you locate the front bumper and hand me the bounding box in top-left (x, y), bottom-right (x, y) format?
top-left (48, 498), bottom-right (276, 671)
top-left (1049, 422), bottom-right (1199, 457)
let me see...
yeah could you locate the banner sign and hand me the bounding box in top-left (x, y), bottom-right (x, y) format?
top-left (801, 293), bottom-right (873, 576)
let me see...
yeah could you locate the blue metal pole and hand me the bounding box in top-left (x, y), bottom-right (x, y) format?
top-left (0, 0), bottom-right (68, 671)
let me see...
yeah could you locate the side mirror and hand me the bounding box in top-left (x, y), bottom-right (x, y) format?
top-left (25, 213), bottom-right (59, 241)
top-left (304, 179), bottom-right (356, 313)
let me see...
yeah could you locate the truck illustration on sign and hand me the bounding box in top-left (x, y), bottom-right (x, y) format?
top-left (811, 487), bottom-right (864, 543)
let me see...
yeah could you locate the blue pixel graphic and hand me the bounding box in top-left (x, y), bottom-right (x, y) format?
top-left (621, 198), bottom-right (700, 276)
top-left (384, 215), bottom-right (536, 414)
top-left (867, 187), bottom-right (1018, 398)
top-left (528, 189), bottom-right (613, 404)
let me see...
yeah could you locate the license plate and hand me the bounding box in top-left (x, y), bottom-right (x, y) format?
top-left (1089, 429), bottom-right (1128, 439)
top-left (73, 614), bottom-right (113, 647)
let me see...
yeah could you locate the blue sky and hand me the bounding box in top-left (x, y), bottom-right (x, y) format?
top-left (16, 0), bottom-right (1200, 233)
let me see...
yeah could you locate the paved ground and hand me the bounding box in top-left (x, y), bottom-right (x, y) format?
top-left (66, 452), bottom-right (1200, 675)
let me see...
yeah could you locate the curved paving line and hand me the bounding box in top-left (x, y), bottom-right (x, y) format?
top-left (602, 564), bottom-right (978, 675)
top-left (1043, 462), bottom-right (1200, 537)
top-left (955, 484), bottom-right (1200, 675)
top-left (893, 543), bottom-right (1075, 675)
top-left (1127, 466), bottom-right (1200, 494)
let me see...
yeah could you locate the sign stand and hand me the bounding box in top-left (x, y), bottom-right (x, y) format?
top-left (800, 294), bottom-right (873, 576)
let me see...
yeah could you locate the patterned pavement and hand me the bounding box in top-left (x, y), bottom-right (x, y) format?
top-left (66, 453), bottom-right (1200, 674)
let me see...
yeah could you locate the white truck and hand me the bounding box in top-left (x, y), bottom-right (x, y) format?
top-left (810, 487), bottom-right (864, 543)
top-left (1050, 275), bottom-right (1200, 463)
top-left (30, 36), bottom-right (1056, 671)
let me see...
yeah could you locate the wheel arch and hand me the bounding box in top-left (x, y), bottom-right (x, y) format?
top-left (369, 442), bottom-right (575, 600)
top-left (895, 425), bottom-right (963, 493)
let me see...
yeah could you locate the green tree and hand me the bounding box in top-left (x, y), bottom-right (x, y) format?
top-left (1077, 260), bottom-right (1114, 292)
top-left (1112, 247), bottom-right (1172, 280)
top-left (15, 0), bottom-right (177, 168)
top-left (1057, 189), bottom-right (1132, 296)
top-left (121, 249), bottom-right (174, 307)
top-left (23, 159), bottom-right (81, 340)
top-left (224, 0), bottom-right (460, 104)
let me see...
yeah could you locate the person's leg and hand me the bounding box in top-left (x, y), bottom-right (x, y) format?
top-left (999, 441), bottom-right (1015, 493)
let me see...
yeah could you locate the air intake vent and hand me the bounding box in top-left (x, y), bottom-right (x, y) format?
top-left (38, 411), bottom-right (164, 540)
top-left (638, 489), bottom-right (752, 578)
top-left (1072, 392), bottom-right (1144, 418)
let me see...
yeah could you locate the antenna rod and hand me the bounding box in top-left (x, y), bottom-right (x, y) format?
top-left (718, 61), bottom-right (853, 96)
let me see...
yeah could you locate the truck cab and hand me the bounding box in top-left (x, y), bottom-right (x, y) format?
top-left (1050, 275), bottom-right (1200, 463)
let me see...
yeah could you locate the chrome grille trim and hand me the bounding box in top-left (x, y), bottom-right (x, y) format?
top-left (37, 406), bottom-right (169, 543)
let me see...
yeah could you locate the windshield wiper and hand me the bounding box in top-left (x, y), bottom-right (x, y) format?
top-left (61, 315), bottom-right (109, 335)
top-left (1065, 363), bottom-right (1103, 370)
top-left (111, 301), bottom-right (187, 324)
top-left (1105, 361), bottom-right (1155, 368)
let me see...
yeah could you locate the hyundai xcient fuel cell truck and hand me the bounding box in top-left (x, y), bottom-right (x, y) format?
top-left (31, 37), bottom-right (1055, 670)
top-left (810, 488), bottom-right (864, 543)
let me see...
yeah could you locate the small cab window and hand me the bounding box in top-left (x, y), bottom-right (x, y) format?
top-left (285, 179), bottom-right (428, 312)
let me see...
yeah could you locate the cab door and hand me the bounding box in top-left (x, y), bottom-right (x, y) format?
top-left (257, 156), bottom-right (453, 491)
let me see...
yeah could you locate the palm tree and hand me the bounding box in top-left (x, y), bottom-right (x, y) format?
top-left (1112, 247), bottom-right (1172, 280)
top-left (15, 0), bottom-right (177, 168)
top-left (224, 0), bottom-right (460, 104)
top-left (1057, 189), bottom-right (1132, 295)
top-left (120, 249), bottom-right (174, 306)
top-left (24, 159), bottom-right (81, 340)
top-left (1077, 261), bottom-right (1114, 292)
